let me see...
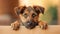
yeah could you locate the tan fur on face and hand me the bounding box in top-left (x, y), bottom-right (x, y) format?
top-left (19, 8), bottom-right (39, 24)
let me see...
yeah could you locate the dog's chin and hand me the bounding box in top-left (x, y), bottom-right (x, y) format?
top-left (25, 25), bottom-right (36, 29)
top-left (24, 22), bottom-right (38, 29)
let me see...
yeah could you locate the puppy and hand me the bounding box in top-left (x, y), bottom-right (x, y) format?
top-left (11, 6), bottom-right (47, 30)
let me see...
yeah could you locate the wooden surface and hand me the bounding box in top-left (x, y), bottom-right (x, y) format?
top-left (0, 25), bottom-right (60, 34)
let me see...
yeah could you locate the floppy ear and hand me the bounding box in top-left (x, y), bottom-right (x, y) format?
top-left (14, 6), bottom-right (26, 15)
top-left (33, 6), bottom-right (45, 14)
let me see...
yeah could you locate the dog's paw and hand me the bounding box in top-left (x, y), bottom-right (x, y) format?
top-left (40, 23), bottom-right (47, 29)
top-left (11, 22), bottom-right (20, 30)
top-left (39, 21), bottom-right (48, 29)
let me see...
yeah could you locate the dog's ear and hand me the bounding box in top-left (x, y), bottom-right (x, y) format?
top-left (33, 6), bottom-right (45, 14)
top-left (14, 6), bottom-right (26, 15)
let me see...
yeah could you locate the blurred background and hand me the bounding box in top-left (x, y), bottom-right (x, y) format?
top-left (0, 0), bottom-right (60, 25)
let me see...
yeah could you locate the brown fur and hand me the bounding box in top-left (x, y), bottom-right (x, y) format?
top-left (11, 6), bottom-right (47, 30)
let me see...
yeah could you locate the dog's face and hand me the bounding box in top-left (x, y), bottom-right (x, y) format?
top-left (14, 6), bottom-right (45, 29)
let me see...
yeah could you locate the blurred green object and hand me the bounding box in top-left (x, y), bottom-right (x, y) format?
top-left (40, 5), bottom-right (57, 25)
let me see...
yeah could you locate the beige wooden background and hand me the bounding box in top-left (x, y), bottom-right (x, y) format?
top-left (0, 25), bottom-right (60, 34)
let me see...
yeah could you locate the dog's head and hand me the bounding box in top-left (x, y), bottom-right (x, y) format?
top-left (14, 6), bottom-right (45, 29)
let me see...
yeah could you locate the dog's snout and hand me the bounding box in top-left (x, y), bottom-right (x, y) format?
top-left (24, 21), bottom-right (38, 29)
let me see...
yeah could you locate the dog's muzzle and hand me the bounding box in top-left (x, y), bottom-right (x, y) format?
top-left (23, 21), bottom-right (38, 29)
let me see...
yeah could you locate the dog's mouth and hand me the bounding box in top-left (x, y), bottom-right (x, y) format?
top-left (22, 22), bottom-right (38, 29)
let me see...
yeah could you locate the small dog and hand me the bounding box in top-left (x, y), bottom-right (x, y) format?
top-left (11, 6), bottom-right (48, 30)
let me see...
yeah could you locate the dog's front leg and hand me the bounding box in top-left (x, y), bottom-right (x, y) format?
top-left (38, 21), bottom-right (48, 29)
top-left (11, 20), bottom-right (20, 30)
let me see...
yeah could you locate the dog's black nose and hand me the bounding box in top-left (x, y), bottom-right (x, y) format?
top-left (25, 21), bottom-right (38, 29)
top-left (27, 21), bottom-right (32, 26)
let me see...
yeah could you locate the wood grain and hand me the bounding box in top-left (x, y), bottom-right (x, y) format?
top-left (0, 25), bottom-right (60, 34)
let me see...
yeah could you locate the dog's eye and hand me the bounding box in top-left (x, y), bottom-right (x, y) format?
top-left (23, 13), bottom-right (28, 18)
top-left (32, 13), bottom-right (37, 18)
